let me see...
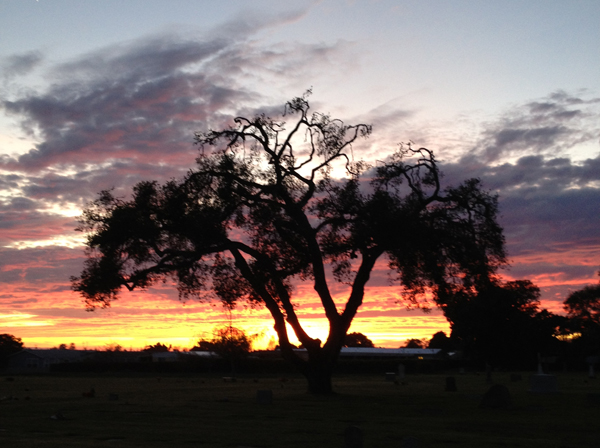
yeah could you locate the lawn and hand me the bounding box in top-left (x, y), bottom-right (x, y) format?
top-left (1, 371), bottom-right (599, 447)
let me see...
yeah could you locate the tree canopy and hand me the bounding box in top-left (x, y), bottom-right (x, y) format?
top-left (343, 332), bottom-right (374, 348)
top-left (562, 272), bottom-right (600, 357)
top-left (0, 333), bottom-right (24, 366)
top-left (192, 325), bottom-right (255, 376)
top-left (564, 271), bottom-right (600, 330)
top-left (441, 280), bottom-right (563, 368)
top-left (0, 333), bottom-right (23, 354)
top-left (193, 325), bottom-right (254, 358)
top-left (403, 339), bottom-right (426, 349)
top-left (72, 93), bottom-right (506, 393)
top-left (427, 331), bottom-right (454, 352)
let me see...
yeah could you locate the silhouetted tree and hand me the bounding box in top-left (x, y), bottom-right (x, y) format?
top-left (72, 93), bottom-right (506, 394)
top-left (104, 343), bottom-right (123, 352)
top-left (428, 331), bottom-right (455, 352)
top-left (194, 325), bottom-right (254, 375)
top-left (142, 342), bottom-right (171, 353)
top-left (563, 271), bottom-right (600, 357)
top-left (190, 339), bottom-right (215, 352)
top-left (564, 272), bottom-right (600, 330)
top-left (56, 343), bottom-right (77, 350)
top-left (344, 332), bottom-right (374, 347)
top-left (403, 338), bottom-right (425, 349)
top-left (0, 333), bottom-right (23, 366)
top-left (441, 280), bottom-right (561, 368)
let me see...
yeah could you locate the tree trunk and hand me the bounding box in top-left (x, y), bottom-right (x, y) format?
top-left (274, 321), bottom-right (341, 394)
top-left (304, 358), bottom-right (335, 394)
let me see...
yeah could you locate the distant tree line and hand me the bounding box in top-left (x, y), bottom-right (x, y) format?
top-left (4, 274), bottom-right (599, 372)
top-left (420, 273), bottom-right (600, 369)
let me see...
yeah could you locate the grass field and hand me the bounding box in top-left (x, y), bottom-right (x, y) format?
top-left (1, 371), bottom-right (599, 447)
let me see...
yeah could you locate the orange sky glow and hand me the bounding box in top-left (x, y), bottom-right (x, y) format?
top-left (2, 245), bottom-right (597, 351)
top-left (1, 262), bottom-right (453, 350)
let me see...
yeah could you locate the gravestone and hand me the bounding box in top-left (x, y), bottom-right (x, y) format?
top-left (586, 356), bottom-right (598, 378)
top-left (535, 353), bottom-right (558, 374)
top-left (445, 376), bottom-right (457, 392)
top-left (510, 373), bottom-right (522, 382)
top-left (256, 389), bottom-right (273, 405)
top-left (385, 372), bottom-right (396, 382)
top-left (529, 374), bottom-right (558, 393)
top-left (398, 363), bottom-right (406, 381)
top-left (479, 384), bottom-right (512, 409)
top-left (108, 393), bottom-right (119, 401)
top-left (50, 411), bottom-right (67, 420)
top-left (344, 425), bottom-right (363, 448)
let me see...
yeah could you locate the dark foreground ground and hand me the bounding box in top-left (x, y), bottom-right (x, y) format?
top-left (1, 372), bottom-right (599, 447)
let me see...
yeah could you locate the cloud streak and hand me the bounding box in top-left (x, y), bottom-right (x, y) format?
top-left (1, 51), bottom-right (44, 80)
top-left (0, 10), bottom-right (355, 249)
top-left (431, 91), bottom-right (600, 306)
top-left (468, 90), bottom-right (600, 164)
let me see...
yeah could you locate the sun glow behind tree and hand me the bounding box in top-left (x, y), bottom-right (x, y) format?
top-left (71, 94), bottom-right (506, 393)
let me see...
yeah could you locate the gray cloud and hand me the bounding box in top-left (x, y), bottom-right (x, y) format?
top-left (0, 247), bottom-right (84, 284)
top-left (435, 91), bottom-right (600, 297)
top-left (441, 151), bottom-right (600, 261)
top-left (6, 298), bottom-right (38, 307)
top-left (1, 22), bottom-right (352, 177)
top-left (1, 51), bottom-right (44, 80)
top-left (0, 204), bottom-right (78, 247)
top-left (0, 196), bottom-right (36, 211)
top-left (467, 91), bottom-right (600, 164)
top-left (0, 10), bottom-right (355, 252)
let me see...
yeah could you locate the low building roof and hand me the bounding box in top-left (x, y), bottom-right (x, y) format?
top-left (339, 347), bottom-right (442, 357)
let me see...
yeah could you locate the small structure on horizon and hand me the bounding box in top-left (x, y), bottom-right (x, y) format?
top-left (338, 347), bottom-right (443, 359)
top-left (5, 349), bottom-right (91, 373)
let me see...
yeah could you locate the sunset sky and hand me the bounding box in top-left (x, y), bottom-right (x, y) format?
top-left (1, 0), bottom-right (599, 351)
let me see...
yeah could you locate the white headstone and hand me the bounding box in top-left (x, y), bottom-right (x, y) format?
top-left (529, 374), bottom-right (558, 393)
